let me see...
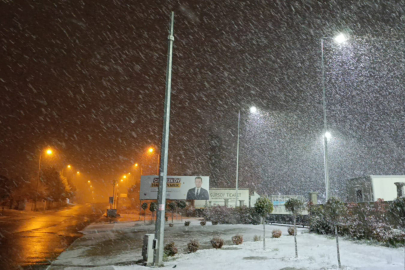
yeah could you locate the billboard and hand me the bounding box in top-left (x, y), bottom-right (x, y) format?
top-left (140, 175), bottom-right (210, 200)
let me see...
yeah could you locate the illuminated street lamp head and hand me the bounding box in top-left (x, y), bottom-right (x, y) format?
top-left (334, 33), bottom-right (349, 44)
top-left (77, 171), bottom-right (80, 175)
top-left (123, 175), bottom-right (127, 179)
top-left (46, 149), bottom-right (53, 155)
top-left (121, 179), bottom-right (123, 182)
top-left (324, 131), bottom-right (332, 140)
top-left (148, 147), bottom-right (154, 153)
top-left (67, 165), bottom-right (71, 169)
top-left (88, 180), bottom-right (90, 183)
top-left (134, 163), bottom-right (138, 167)
top-left (250, 106), bottom-right (257, 114)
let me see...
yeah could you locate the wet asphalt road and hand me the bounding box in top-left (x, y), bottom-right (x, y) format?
top-left (0, 203), bottom-right (106, 270)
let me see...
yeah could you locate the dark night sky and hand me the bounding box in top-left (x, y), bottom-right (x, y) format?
top-left (1, 0), bottom-right (405, 199)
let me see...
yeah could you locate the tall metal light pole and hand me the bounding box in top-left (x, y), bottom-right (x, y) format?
top-left (154, 11), bottom-right (174, 267)
top-left (321, 38), bottom-right (330, 202)
top-left (35, 148), bottom-right (52, 210)
top-left (235, 110), bottom-right (241, 207)
top-left (321, 33), bottom-right (348, 201)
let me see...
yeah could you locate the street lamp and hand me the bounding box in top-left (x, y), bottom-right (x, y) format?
top-left (235, 106), bottom-right (258, 207)
top-left (321, 32), bottom-right (349, 201)
top-left (134, 163), bottom-right (143, 176)
top-left (147, 147), bottom-right (160, 175)
top-left (35, 148), bottom-right (53, 210)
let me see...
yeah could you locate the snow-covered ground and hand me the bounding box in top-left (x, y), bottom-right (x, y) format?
top-left (52, 218), bottom-right (404, 270)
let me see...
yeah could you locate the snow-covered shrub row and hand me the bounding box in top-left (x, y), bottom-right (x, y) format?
top-left (309, 199), bottom-right (405, 246)
top-left (203, 206), bottom-right (261, 224)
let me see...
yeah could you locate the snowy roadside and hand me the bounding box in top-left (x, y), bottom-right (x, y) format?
top-left (49, 218), bottom-right (404, 270)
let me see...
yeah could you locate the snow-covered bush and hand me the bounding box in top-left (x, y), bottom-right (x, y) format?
top-left (203, 206), bottom-right (261, 225)
top-left (310, 199), bottom-right (405, 246)
top-left (185, 205), bottom-right (195, 217)
top-left (200, 221), bottom-right (206, 226)
top-left (184, 221), bottom-right (190, 226)
top-left (288, 226), bottom-right (295, 236)
top-left (206, 206), bottom-right (234, 224)
top-left (187, 239), bottom-right (200, 253)
top-left (232, 234), bottom-right (243, 245)
top-left (236, 206), bottom-right (261, 224)
top-left (388, 197), bottom-right (405, 228)
top-left (211, 237), bottom-right (224, 249)
top-left (272, 229), bottom-right (282, 238)
top-left (164, 242), bottom-right (178, 256)
top-left (253, 235), bottom-right (261, 241)
top-left (309, 205), bottom-right (334, 235)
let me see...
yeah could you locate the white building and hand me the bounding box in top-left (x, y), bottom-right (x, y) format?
top-left (347, 175), bottom-right (405, 202)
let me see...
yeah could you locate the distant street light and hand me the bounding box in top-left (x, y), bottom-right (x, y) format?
top-left (146, 147), bottom-right (160, 175)
top-left (334, 33), bottom-right (349, 44)
top-left (77, 171), bottom-right (80, 175)
top-left (35, 148), bottom-right (53, 210)
top-left (88, 180), bottom-right (90, 183)
top-left (123, 175), bottom-right (127, 179)
top-left (67, 165), bottom-right (71, 169)
top-left (321, 32), bottom-right (348, 201)
top-left (134, 163), bottom-right (143, 178)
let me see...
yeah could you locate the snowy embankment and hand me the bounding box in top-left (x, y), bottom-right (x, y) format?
top-left (53, 218), bottom-right (404, 270)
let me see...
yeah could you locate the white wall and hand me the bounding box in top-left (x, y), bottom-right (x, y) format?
top-left (194, 188), bottom-right (250, 208)
top-left (371, 175), bottom-right (405, 201)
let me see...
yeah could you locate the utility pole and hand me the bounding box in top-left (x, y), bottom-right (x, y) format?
top-left (34, 154), bottom-right (43, 211)
top-left (154, 11), bottom-right (174, 266)
top-left (235, 110), bottom-right (240, 207)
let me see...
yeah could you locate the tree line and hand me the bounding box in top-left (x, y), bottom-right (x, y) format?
top-left (0, 166), bottom-right (76, 210)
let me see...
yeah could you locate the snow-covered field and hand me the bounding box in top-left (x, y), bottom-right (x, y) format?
top-left (54, 219), bottom-right (404, 270)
